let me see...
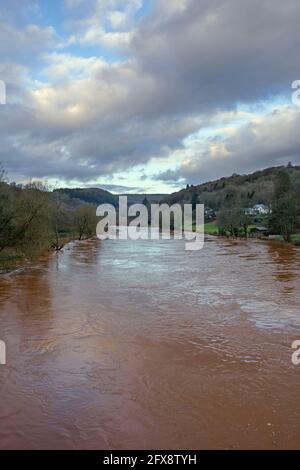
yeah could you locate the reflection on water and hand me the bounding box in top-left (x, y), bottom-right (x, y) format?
top-left (0, 237), bottom-right (300, 449)
top-left (267, 243), bottom-right (298, 290)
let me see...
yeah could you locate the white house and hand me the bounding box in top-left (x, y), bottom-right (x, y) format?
top-left (244, 204), bottom-right (270, 216)
top-left (253, 204), bottom-right (270, 214)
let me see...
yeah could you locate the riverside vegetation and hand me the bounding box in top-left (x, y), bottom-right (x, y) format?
top-left (0, 170), bottom-right (97, 271)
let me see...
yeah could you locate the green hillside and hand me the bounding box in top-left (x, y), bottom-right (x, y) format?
top-left (166, 165), bottom-right (300, 210)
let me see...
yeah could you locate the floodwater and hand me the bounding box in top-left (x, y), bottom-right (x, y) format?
top-left (0, 236), bottom-right (300, 449)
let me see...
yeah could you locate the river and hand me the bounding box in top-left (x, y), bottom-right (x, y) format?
top-left (0, 236), bottom-right (300, 449)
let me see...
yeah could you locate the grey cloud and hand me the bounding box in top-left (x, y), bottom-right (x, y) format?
top-left (0, 0), bottom-right (40, 25)
top-left (0, 22), bottom-right (56, 65)
top-left (156, 106), bottom-right (300, 184)
top-left (0, 104), bottom-right (199, 181)
top-left (132, 0), bottom-right (300, 115)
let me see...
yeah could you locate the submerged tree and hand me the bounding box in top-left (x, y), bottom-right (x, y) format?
top-left (74, 204), bottom-right (96, 240)
top-left (50, 192), bottom-right (70, 251)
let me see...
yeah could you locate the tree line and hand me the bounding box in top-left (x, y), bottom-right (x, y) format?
top-left (0, 172), bottom-right (97, 269)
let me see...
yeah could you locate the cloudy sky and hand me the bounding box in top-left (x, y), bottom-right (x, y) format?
top-left (0, 0), bottom-right (300, 193)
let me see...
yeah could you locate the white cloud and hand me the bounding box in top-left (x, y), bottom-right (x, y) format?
top-left (42, 53), bottom-right (109, 80)
top-left (0, 22), bottom-right (56, 63)
top-left (64, 0), bottom-right (142, 49)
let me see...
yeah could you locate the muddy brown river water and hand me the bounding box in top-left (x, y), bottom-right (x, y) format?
top-left (0, 236), bottom-right (300, 449)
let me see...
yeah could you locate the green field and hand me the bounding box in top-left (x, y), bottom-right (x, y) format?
top-left (204, 222), bottom-right (219, 235)
top-left (186, 220), bottom-right (300, 244)
top-left (188, 222), bottom-right (219, 234)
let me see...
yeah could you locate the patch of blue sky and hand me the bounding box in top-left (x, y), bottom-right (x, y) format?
top-left (36, 0), bottom-right (65, 34)
top-left (61, 43), bottom-right (126, 63)
top-left (136, 0), bottom-right (153, 20)
top-left (236, 93), bottom-right (292, 114)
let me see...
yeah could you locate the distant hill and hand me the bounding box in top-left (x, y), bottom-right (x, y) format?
top-left (54, 165), bottom-right (300, 211)
top-left (122, 194), bottom-right (167, 204)
top-left (54, 187), bottom-right (117, 208)
top-left (54, 188), bottom-right (167, 208)
top-left (165, 165), bottom-right (300, 210)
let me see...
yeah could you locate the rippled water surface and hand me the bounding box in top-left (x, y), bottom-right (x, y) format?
top-left (0, 236), bottom-right (300, 449)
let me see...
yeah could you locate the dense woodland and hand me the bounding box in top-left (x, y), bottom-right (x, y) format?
top-left (167, 165), bottom-right (300, 209)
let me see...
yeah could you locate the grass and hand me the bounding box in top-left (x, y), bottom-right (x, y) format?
top-left (188, 220), bottom-right (300, 245)
top-left (188, 221), bottom-right (219, 235)
top-left (204, 222), bottom-right (219, 235)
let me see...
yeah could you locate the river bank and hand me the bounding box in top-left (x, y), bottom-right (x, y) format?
top-left (202, 222), bottom-right (300, 247)
top-left (0, 235), bottom-right (95, 275)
